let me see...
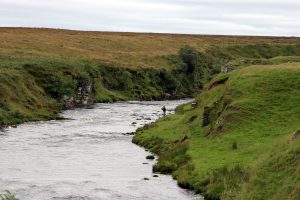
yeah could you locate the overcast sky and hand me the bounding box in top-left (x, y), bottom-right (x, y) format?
top-left (0, 0), bottom-right (299, 36)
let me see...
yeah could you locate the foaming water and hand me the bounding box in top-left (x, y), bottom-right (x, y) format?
top-left (0, 100), bottom-right (201, 200)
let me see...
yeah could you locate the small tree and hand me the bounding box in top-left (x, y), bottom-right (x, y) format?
top-left (178, 45), bottom-right (200, 73)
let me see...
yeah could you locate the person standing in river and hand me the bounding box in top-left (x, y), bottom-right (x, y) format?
top-left (161, 106), bottom-right (166, 117)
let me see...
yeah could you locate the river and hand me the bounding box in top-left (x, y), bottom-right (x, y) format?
top-left (0, 100), bottom-right (201, 200)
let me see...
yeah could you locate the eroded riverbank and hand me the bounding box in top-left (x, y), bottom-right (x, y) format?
top-left (0, 100), bottom-right (201, 200)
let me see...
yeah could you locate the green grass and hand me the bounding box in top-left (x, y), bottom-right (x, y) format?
top-left (0, 67), bottom-right (60, 127)
top-left (133, 63), bottom-right (300, 200)
top-left (0, 191), bottom-right (19, 200)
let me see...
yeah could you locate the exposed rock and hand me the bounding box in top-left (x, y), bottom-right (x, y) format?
top-left (191, 102), bottom-right (198, 109)
top-left (221, 66), bottom-right (233, 73)
top-left (239, 59), bottom-right (246, 64)
top-left (292, 130), bottom-right (300, 139)
top-left (63, 95), bottom-right (74, 109)
top-left (165, 93), bottom-right (171, 99)
top-left (123, 132), bottom-right (135, 136)
top-left (143, 177), bottom-right (150, 181)
top-left (63, 83), bottom-right (93, 109)
top-left (153, 174), bottom-right (159, 178)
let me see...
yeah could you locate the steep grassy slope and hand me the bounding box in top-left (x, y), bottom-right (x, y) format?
top-left (133, 63), bottom-right (300, 200)
top-left (0, 67), bottom-right (59, 127)
top-left (0, 61), bottom-right (195, 128)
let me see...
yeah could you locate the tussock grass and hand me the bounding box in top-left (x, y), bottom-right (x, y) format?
top-left (0, 191), bottom-right (19, 200)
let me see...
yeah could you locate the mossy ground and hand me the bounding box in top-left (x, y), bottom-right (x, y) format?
top-left (133, 63), bottom-right (300, 200)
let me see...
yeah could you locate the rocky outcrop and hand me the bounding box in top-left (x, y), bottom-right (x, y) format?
top-left (63, 83), bottom-right (93, 109)
top-left (221, 66), bottom-right (233, 73)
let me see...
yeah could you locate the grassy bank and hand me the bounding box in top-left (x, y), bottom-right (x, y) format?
top-left (0, 53), bottom-right (208, 127)
top-left (133, 63), bottom-right (300, 200)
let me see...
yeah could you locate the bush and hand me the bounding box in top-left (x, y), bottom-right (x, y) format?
top-left (232, 141), bottom-right (238, 149)
top-left (178, 45), bottom-right (200, 73)
top-left (23, 64), bottom-right (77, 99)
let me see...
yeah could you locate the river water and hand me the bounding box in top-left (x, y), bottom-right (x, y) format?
top-left (0, 100), bottom-right (200, 200)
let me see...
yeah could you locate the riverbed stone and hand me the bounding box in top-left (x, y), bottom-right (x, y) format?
top-left (146, 155), bottom-right (155, 160)
top-left (123, 132), bottom-right (135, 135)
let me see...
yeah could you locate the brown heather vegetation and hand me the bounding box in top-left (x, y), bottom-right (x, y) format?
top-left (1, 27), bottom-right (300, 68)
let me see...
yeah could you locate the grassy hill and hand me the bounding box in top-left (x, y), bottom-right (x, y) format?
top-left (1, 28), bottom-right (300, 68)
top-left (133, 63), bottom-right (300, 200)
